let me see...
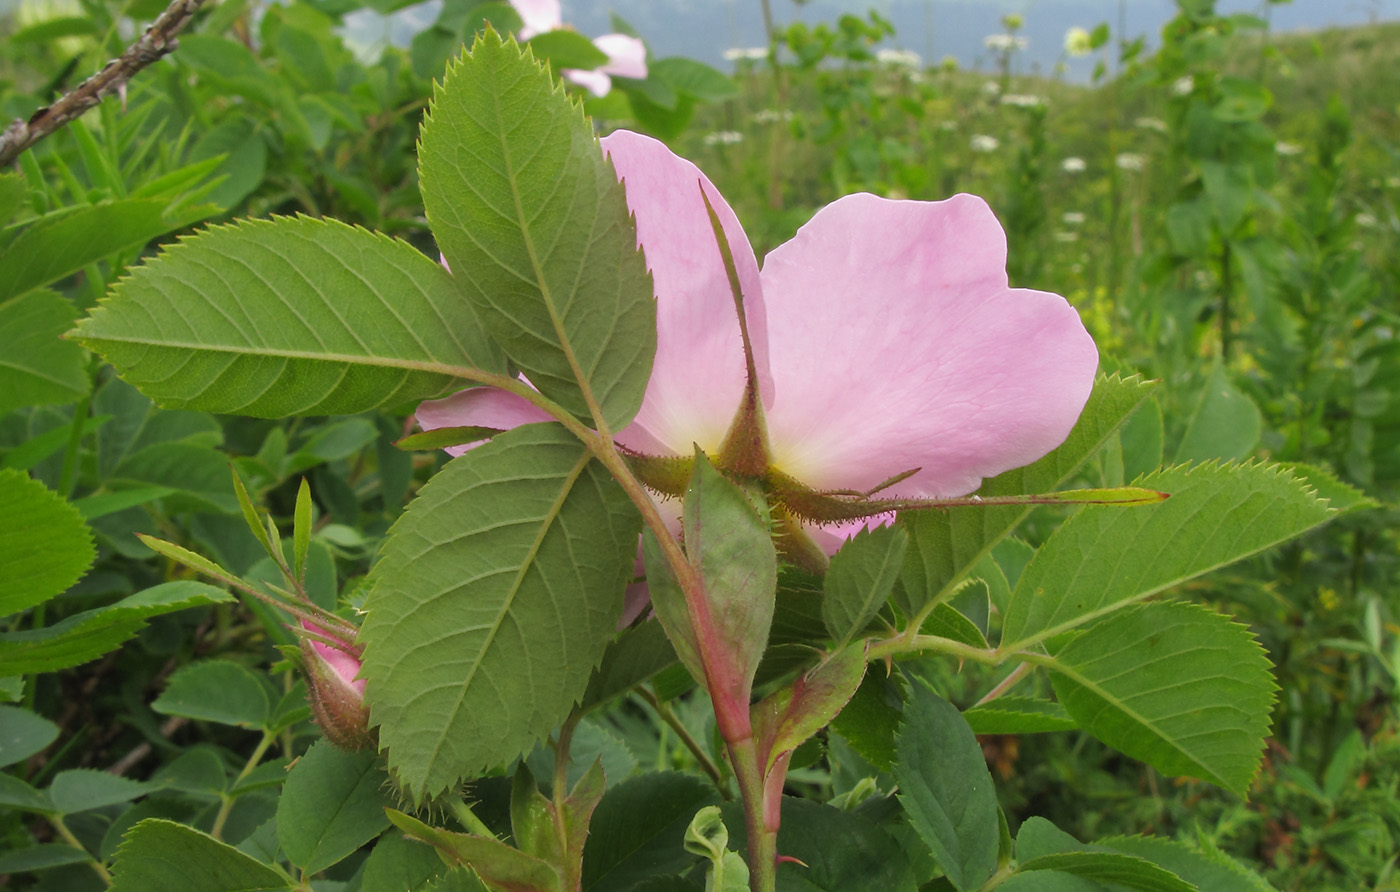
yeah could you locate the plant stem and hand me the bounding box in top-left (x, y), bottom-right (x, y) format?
top-left (0, 0), bottom-right (209, 167)
top-left (210, 729), bottom-right (275, 840)
top-left (57, 389), bottom-right (93, 499)
top-left (50, 814), bottom-right (112, 886)
top-left (636, 687), bottom-right (728, 795)
top-left (976, 663), bottom-right (1033, 706)
top-left (448, 799), bottom-right (497, 838)
top-left (727, 736), bottom-right (776, 892)
top-left (1220, 240), bottom-right (1234, 362)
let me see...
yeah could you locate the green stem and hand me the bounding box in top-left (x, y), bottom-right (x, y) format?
top-left (868, 633), bottom-right (1002, 666)
top-left (57, 388), bottom-right (93, 499)
top-left (449, 799), bottom-right (497, 838)
top-left (637, 687), bottom-right (728, 796)
top-left (210, 729), bottom-right (275, 840)
top-left (727, 736), bottom-right (776, 892)
top-left (1220, 239), bottom-right (1233, 362)
top-left (50, 814), bottom-right (112, 886)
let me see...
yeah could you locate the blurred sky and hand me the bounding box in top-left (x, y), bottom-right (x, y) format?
top-left (554, 0), bottom-right (1397, 79)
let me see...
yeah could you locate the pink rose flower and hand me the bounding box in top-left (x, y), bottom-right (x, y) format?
top-left (418, 130), bottom-right (1098, 554)
top-left (509, 0), bottom-right (647, 97)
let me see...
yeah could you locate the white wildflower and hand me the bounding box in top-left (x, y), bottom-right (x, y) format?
top-left (876, 48), bottom-right (922, 69)
top-left (1171, 75), bottom-right (1194, 96)
top-left (1062, 212), bottom-right (1086, 226)
top-left (982, 80), bottom-right (1002, 96)
top-left (1061, 156), bottom-right (1087, 173)
top-left (1135, 117), bottom-right (1167, 134)
top-left (1115, 153), bottom-right (1146, 172)
top-left (1001, 93), bottom-right (1045, 108)
top-left (1064, 26), bottom-right (1093, 57)
top-left (1274, 141), bottom-right (1303, 156)
top-left (1355, 212), bottom-right (1377, 228)
top-left (723, 47), bottom-right (770, 62)
top-left (702, 131), bottom-right (744, 147)
top-left (752, 108), bottom-right (794, 125)
top-left (983, 34), bottom-right (1028, 53)
top-left (971, 134), bottom-right (1000, 153)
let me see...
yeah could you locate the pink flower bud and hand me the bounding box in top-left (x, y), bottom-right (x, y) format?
top-left (298, 622), bottom-right (375, 750)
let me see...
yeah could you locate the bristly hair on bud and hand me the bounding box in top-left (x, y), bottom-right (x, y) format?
top-left (296, 623), bottom-right (376, 750)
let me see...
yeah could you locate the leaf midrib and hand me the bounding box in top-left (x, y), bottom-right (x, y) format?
top-left (1041, 654), bottom-right (1228, 788)
top-left (491, 55), bottom-right (608, 433)
top-left (422, 449), bottom-right (594, 778)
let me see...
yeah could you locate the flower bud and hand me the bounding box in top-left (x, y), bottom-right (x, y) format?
top-left (298, 623), bottom-right (375, 750)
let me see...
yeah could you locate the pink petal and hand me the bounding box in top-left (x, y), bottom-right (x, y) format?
top-left (510, 0), bottom-right (561, 39)
top-left (760, 192), bottom-right (1098, 498)
top-left (600, 131), bottom-right (770, 457)
top-left (302, 622), bottom-right (365, 694)
top-left (595, 34), bottom-right (647, 80)
top-left (564, 68), bottom-right (613, 97)
top-left (416, 387), bottom-right (554, 456)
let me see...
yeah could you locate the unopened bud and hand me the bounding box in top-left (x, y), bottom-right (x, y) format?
top-left (298, 623), bottom-right (375, 750)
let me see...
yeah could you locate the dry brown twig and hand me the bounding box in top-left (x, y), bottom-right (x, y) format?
top-left (0, 0), bottom-right (208, 168)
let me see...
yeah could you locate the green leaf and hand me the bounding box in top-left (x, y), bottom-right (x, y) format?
top-left (998, 873), bottom-right (1103, 892)
top-left (581, 619), bottom-right (677, 710)
top-left (388, 810), bottom-right (561, 892)
top-left (293, 478), bottom-right (312, 583)
top-left (649, 58), bottom-right (738, 102)
top-left (0, 581), bottom-right (232, 675)
top-left (0, 172), bottom-right (28, 225)
top-left (0, 290), bottom-right (88, 414)
top-left (361, 423), bottom-right (641, 800)
top-left (963, 697), bottom-right (1076, 735)
top-left (0, 198), bottom-right (213, 303)
top-left (72, 216), bottom-right (505, 417)
top-left (896, 375), bottom-right (1154, 621)
top-left (823, 525), bottom-right (908, 644)
top-left (526, 29), bottom-right (610, 70)
top-left (582, 772), bottom-right (718, 892)
top-left (110, 442), bottom-right (239, 513)
top-left (0, 843), bottom-right (94, 873)
top-left (1199, 161), bottom-right (1255, 235)
top-left (2, 414), bottom-right (108, 473)
top-left (1098, 836), bottom-right (1272, 892)
top-left (149, 746), bottom-right (228, 798)
top-left (1018, 853), bottom-right (1195, 892)
top-left (1174, 364), bottom-right (1260, 463)
top-left (755, 642), bottom-right (867, 768)
top-left (277, 740), bottom-right (393, 874)
top-left (152, 660), bottom-right (273, 729)
top-left (362, 830), bottom-right (485, 892)
top-left (111, 818), bottom-right (291, 892)
top-left (1044, 601), bottom-right (1275, 795)
top-left (419, 32), bottom-right (656, 431)
top-left (0, 468), bottom-right (95, 615)
top-left (1280, 463), bottom-right (1374, 516)
top-left (48, 769), bottom-right (150, 814)
top-left (1000, 462), bottom-right (1335, 652)
top-left (0, 705), bottom-right (60, 768)
top-left (0, 774), bottom-right (50, 811)
top-left (721, 798), bottom-right (916, 892)
top-left (395, 424), bottom-right (503, 452)
top-left (645, 453), bottom-right (776, 728)
top-left (1015, 816), bottom-right (1083, 861)
top-left (830, 670), bottom-right (903, 772)
top-left (893, 678), bottom-right (998, 891)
